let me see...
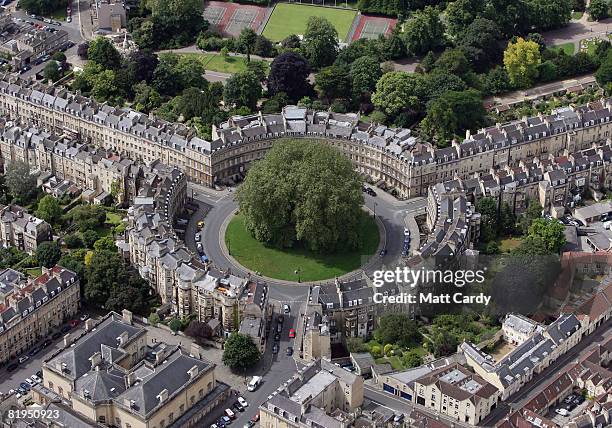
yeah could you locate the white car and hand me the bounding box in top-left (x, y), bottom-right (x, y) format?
top-left (25, 378), bottom-right (35, 387)
top-left (18, 355), bottom-right (29, 364)
top-left (8, 389), bottom-right (14, 396)
top-left (283, 304), bottom-right (290, 314)
top-left (237, 396), bottom-right (248, 407)
top-left (31, 375), bottom-right (42, 384)
top-left (80, 314), bottom-right (89, 321)
top-left (194, 233), bottom-right (201, 242)
top-left (404, 227), bottom-right (410, 236)
top-left (555, 408), bottom-right (569, 416)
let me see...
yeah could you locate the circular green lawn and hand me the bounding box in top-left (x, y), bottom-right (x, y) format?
top-left (225, 213), bottom-right (380, 282)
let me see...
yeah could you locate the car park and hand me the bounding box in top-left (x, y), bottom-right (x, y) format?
top-left (564, 395), bottom-right (575, 404)
top-left (573, 395), bottom-right (585, 405)
top-left (237, 396), bottom-right (248, 407)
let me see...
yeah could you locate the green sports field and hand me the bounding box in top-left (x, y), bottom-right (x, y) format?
top-left (262, 3), bottom-right (357, 42)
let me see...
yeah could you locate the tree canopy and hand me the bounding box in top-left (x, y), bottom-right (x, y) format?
top-left (36, 241), bottom-right (61, 268)
top-left (36, 195), bottom-right (62, 225)
top-left (5, 160), bottom-right (38, 203)
top-left (268, 52), bottom-right (311, 101)
top-left (503, 37), bottom-right (542, 88)
top-left (373, 314), bottom-right (420, 348)
top-left (301, 16), bottom-right (339, 69)
top-left (236, 139), bottom-right (365, 253)
top-left (222, 333), bottom-right (261, 370)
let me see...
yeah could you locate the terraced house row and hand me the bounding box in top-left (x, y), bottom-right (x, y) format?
top-left (2, 75), bottom-right (612, 200)
top-left (122, 162), bottom-right (269, 343)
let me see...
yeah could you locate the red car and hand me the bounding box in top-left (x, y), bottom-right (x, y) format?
top-left (68, 319), bottom-right (79, 328)
top-left (289, 328), bottom-right (295, 338)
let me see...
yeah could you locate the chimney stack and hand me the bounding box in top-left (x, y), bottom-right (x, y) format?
top-left (89, 352), bottom-right (102, 370)
top-left (187, 365), bottom-right (199, 380)
top-left (190, 343), bottom-right (202, 359)
top-left (126, 371), bottom-right (137, 387)
top-left (122, 309), bottom-right (133, 325)
top-left (63, 334), bottom-right (71, 347)
top-left (117, 331), bottom-right (129, 347)
top-left (157, 389), bottom-right (168, 403)
top-left (85, 318), bottom-right (94, 331)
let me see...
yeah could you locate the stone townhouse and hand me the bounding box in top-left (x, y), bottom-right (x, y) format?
top-left (0, 204), bottom-right (52, 254)
top-left (307, 276), bottom-right (401, 345)
top-left (2, 76), bottom-right (612, 200)
top-left (35, 310), bottom-right (229, 428)
top-left (259, 359), bottom-right (364, 428)
top-left (413, 363), bottom-right (501, 426)
top-left (461, 312), bottom-right (582, 400)
top-left (0, 265), bottom-right (80, 364)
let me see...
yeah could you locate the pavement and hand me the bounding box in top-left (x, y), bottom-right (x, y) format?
top-left (543, 16), bottom-right (612, 50)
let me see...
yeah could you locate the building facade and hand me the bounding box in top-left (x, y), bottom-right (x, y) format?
top-left (0, 265), bottom-right (80, 364)
top-left (0, 203), bottom-right (52, 254)
top-left (1, 76), bottom-right (612, 201)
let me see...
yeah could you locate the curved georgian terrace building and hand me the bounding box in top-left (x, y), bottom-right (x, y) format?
top-left (1, 75), bottom-right (612, 201)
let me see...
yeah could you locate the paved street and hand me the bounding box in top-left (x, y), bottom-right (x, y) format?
top-left (0, 321), bottom-right (87, 396)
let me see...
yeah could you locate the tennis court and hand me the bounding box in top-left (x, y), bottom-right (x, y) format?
top-left (203, 1), bottom-right (267, 37)
top-left (350, 14), bottom-right (396, 41)
top-left (225, 9), bottom-right (259, 36)
top-left (203, 5), bottom-right (226, 25)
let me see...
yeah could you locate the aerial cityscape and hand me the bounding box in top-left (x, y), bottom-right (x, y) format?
top-left (0, 0), bottom-right (610, 427)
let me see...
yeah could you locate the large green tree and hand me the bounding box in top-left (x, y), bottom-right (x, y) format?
top-left (589, 0), bottom-right (610, 20)
top-left (88, 37), bottom-right (122, 70)
top-left (373, 314), bottom-right (419, 348)
top-left (420, 89), bottom-right (486, 144)
top-left (238, 28), bottom-right (258, 63)
top-left (371, 71), bottom-right (421, 118)
top-left (402, 6), bottom-right (445, 56)
top-left (315, 65), bottom-right (350, 102)
top-left (267, 52), bottom-right (311, 101)
top-left (36, 241), bottom-right (61, 268)
top-left (301, 16), bottom-right (339, 69)
top-left (527, 218), bottom-right (566, 253)
top-left (223, 71), bottom-right (262, 111)
top-left (5, 160), bottom-right (37, 203)
top-left (236, 139), bottom-right (364, 253)
top-left (222, 333), bottom-right (261, 370)
top-left (36, 195), bottom-right (62, 225)
top-left (350, 56), bottom-right (381, 100)
top-left (503, 37), bottom-right (542, 88)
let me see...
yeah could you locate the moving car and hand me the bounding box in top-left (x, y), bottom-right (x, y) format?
top-left (379, 248), bottom-right (387, 257)
top-left (195, 233), bottom-right (201, 242)
top-left (247, 376), bottom-right (262, 392)
top-left (197, 220), bottom-right (205, 229)
top-left (286, 346), bottom-right (293, 356)
top-left (276, 323), bottom-right (283, 333)
top-left (289, 328), bottom-right (295, 338)
top-left (273, 333), bottom-right (280, 341)
top-left (272, 343), bottom-right (279, 354)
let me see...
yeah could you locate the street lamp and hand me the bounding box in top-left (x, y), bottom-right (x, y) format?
top-left (295, 268), bottom-right (301, 283)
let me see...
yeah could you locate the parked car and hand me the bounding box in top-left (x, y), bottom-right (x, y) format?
top-left (42, 339), bottom-right (52, 348)
top-left (197, 243), bottom-right (203, 254)
top-left (19, 382), bottom-right (30, 391)
top-left (68, 319), bottom-right (79, 328)
top-left (197, 220), bottom-right (205, 229)
top-left (393, 414), bottom-right (404, 423)
top-left (250, 414), bottom-right (260, 422)
top-left (276, 323), bottom-right (283, 333)
top-left (7, 363), bottom-right (18, 372)
top-left (286, 346), bottom-right (293, 356)
top-left (51, 331), bottom-right (62, 339)
top-left (273, 333), bottom-right (280, 341)
top-left (28, 346), bottom-right (41, 356)
top-left (194, 233), bottom-right (201, 242)
top-left (237, 396), bottom-right (248, 407)
top-left (555, 408), bottom-right (569, 416)
top-left (272, 343), bottom-right (279, 354)
top-left (224, 408), bottom-right (235, 419)
top-left (243, 422), bottom-right (255, 428)
top-left (232, 402), bottom-right (244, 412)
top-left (31, 375), bottom-right (41, 383)
top-left (36, 370), bottom-right (43, 378)
top-left (25, 378), bottom-right (35, 387)
top-left (573, 395), bottom-right (585, 405)
top-left (288, 328), bottom-right (295, 338)
top-left (80, 314), bottom-right (89, 321)
top-left (18, 355), bottom-right (29, 364)
top-left (379, 248), bottom-right (387, 257)
top-left (283, 304), bottom-right (290, 314)
top-left (564, 395), bottom-right (576, 404)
